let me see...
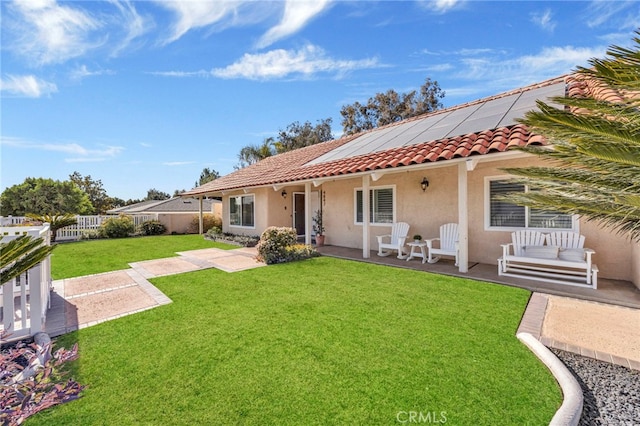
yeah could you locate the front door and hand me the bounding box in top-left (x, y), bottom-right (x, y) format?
top-left (293, 192), bottom-right (320, 237)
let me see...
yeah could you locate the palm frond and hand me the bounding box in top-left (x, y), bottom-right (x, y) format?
top-left (0, 236), bottom-right (56, 285)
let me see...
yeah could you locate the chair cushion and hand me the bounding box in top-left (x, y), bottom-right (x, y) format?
top-left (559, 248), bottom-right (586, 262)
top-left (523, 245), bottom-right (559, 259)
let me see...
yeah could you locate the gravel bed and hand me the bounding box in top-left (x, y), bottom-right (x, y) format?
top-left (551, 348), bottom-right (640, 425)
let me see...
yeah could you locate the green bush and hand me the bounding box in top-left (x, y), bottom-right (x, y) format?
top-left (187, 214), bottom-right (221, 234)
top-left (100, 216), bottom-right (135, 238)
top-left (204, 228), bottom-right (259, 247)
top-left (139, 220), bottom-right (166, 236)
top-left (256, 227), bottom-right (317, 264)
top-left (285, 244), bottom-right (320, 262)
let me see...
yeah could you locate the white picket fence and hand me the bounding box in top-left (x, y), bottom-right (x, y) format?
top-left (1, 225), bottom-right (52, 341)
top-left (0, 215), bottom-right (156, 241)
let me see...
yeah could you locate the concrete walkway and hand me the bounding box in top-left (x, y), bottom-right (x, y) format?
top-left (518, 293), bottom-right (640, 371)
top-left (44, 247), bottom-right (264, 337)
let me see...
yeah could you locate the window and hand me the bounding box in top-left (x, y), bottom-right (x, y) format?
top-left (355, 187), bottom-right (394, 224)
top-left (229, 195), bottom-right (254, 227)
top-left (488, 179), bottom-right (573, 229)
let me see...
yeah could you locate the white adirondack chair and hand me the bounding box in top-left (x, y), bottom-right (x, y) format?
top-left (376, 222), bottom-right (410, 259)
top-left (425, 223), bottom-right (459, 266)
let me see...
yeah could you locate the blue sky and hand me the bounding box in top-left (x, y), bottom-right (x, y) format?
top-left (1, 1), bottom-right (638, 201)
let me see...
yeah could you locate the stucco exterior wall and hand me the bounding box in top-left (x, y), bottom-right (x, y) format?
top-left (155, 202), bottom-right (220, 234)
top-left (318, 156), bottom-right (636, 283)
top-left (219, 156), bottom-right (638, 285)
top-left (157, 213), bottom-right (194, 234)
top-left (632, 241), bottom-right (640, 289)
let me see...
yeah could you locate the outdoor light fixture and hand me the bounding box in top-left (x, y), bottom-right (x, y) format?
top-left (421, 177), bottom-right (429, 192)
top-left (281, 189), bottom-right (287, 199)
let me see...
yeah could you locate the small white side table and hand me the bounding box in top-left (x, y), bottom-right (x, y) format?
top-left (406, 241), bottom-right (428, 264)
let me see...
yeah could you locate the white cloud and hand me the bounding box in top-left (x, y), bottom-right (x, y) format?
top-left (148, 70), bottom-right (209, 78)
top-left (107, 0), bottom-right (153, 56)
top-left (155, 0), bottom-right (243, 44)
top-left (514, 46), bottom-right (605, 74)
top-left (70, 65), bottom-right (115, 81)
top-left (7, 0), bottom-right (103, 65)
top-left (584, 0), bottom-right (635, 28)
top-left (0, 75), bottom-right (58, 97)
top-left (1, 136), bottom-right (124, 162)
top-left (447, 45), bottom-right (607, 99)
top-left (256, 0), bottom-right (332, 48)
top-left (211, 44), bottom-right (381, 80)
top-left (531, 9), bottom-right (556, 32)
top-left (420, 0), bottom-right (464, 14)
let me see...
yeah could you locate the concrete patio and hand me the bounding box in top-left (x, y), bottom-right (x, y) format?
top-left (316, 245), bottom-right (640, 309)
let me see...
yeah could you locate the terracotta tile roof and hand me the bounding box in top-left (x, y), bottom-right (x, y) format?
top-left (183, 137), bottom-right (355, 195)
top-left (185, 72), bottom-right (612, 196)
top-left (286, 124), bottom-right (544, 180)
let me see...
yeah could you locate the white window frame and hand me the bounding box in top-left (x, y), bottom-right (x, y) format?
top-left (354, 185), bottom-right (396, 226)
top-left (484, 176), bottom-right (578, 232)
top-left (228, 193), bottom-right (256, 229)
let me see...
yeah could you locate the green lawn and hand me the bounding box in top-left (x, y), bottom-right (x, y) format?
top-left (51, 235), bottom-right (234, 279)
top-left (35, 247), bottom-right (561, 425)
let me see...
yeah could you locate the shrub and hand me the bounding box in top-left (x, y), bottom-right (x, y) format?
top-left (285, 244), bottom-right (320, 262)
top-left (204, 228), bottom-right (259, 247)
top-left (139, 220), bottom-right (166, 236)
top-left (207, 226), bottom-right (223, 236)
top-left (79, 230), bottom-right (102, 240)
top-left (100, 216), bottom-right (134, 238)
top-left (187, 214), bottom-right (221, 234)
top-left (256, 227), bottom-right (317, 264)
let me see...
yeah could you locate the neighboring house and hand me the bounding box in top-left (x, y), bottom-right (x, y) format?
top-left (108, 197), bottom-right (221, 234)
top-left (182, 74), bottom-right (639, 289)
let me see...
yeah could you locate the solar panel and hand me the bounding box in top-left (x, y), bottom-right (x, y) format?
top-left (308, 81), bottom-right (567, 165)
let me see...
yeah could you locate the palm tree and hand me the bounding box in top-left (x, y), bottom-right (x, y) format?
top-left (502, 29), bottom-right (640, 242)
top-left (26, 213), bottom-right (78, 243)
top-left (237, 137), bottom-right (276, 168)
top-left (1, 235), bottom-right (55, 285)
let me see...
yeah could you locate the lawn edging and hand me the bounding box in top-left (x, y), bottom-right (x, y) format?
top-left (517, 332), bottom-right (583, 426)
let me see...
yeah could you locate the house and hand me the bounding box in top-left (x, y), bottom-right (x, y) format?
top-left (107, 197), bottom-right (221, 234)
top-left (182, 74), bottom-right (640, 289)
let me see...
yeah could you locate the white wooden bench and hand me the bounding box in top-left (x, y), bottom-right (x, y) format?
top-left (498, 230), bottom-right (598, 289)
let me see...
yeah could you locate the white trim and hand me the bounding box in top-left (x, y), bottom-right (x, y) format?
top-left (354, 184), bottom-right (396, 226)
top-left (483, 176), bottom-right (578, 232)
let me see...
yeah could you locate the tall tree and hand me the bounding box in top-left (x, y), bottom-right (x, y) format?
top-left (69, 172), bottom-right (112, 214)
top-left (146, 188), bottom-right (171, 201)
top-left (502, 29), bottom-right (640, 242)
top-left (0, 177), bottom-right (94, 216)
top-left (236, 137), bottom-right (277, 169)
top-left (195, 167), bottom-right (220, 187)
top-left (341, 78), bottom-right (445, 135)
top-left (274, 118), bottom-right (334, 153)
